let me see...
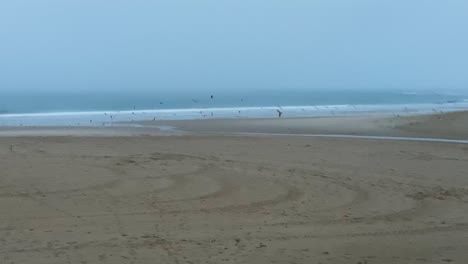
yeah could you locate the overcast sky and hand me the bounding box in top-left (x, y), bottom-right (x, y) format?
top-left (1, 0), bottom-right (467, 93)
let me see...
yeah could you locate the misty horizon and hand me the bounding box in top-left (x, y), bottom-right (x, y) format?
top-left (1, 0), bottom-right (468, 94)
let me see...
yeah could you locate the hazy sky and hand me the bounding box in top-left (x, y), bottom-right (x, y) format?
top-left (1, 0), bottom-right (467, 93)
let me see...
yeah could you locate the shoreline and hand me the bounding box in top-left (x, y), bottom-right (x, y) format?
top-left (1, 101), bottom-right (467, 127)
top-left (1, 111), bottom-right (467, 141)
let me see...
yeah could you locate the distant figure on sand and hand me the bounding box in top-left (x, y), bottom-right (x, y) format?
top-left (277, 109), bottom-right (283, 118)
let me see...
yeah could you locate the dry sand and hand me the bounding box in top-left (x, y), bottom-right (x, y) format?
top-left (1, 112), bottom-right (468, 263)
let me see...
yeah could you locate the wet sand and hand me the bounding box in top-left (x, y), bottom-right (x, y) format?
top-left (137, 111), bottom-right (468, 140)
top-left (1, 112), bottom-right (468, 263)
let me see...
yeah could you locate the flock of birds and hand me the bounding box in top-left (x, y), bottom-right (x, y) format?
top-left (1, 94), bottom-right (460, 128)
top-left (87, 94), bottom-right (286, 125)
top-left (30, 95), bottom-right (448, 127)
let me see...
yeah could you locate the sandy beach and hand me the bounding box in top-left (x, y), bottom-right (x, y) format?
top-left (1, 112), bottom-right (468, 264)
top-left (137, 110), bottom-right (468, 140)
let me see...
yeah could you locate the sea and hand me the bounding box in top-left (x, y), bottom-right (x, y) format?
top-left (1, 89), bottom-right (467, 126)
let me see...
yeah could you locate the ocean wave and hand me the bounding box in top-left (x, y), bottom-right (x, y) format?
top-left (1, 102), bottom-right (468, 127)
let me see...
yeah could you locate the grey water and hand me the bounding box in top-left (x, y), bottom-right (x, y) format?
top-left (1, 89), bottom-right (466, 115)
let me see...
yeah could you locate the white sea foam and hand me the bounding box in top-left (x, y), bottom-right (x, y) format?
top-left (1, 102), bottom-right (468, 127)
